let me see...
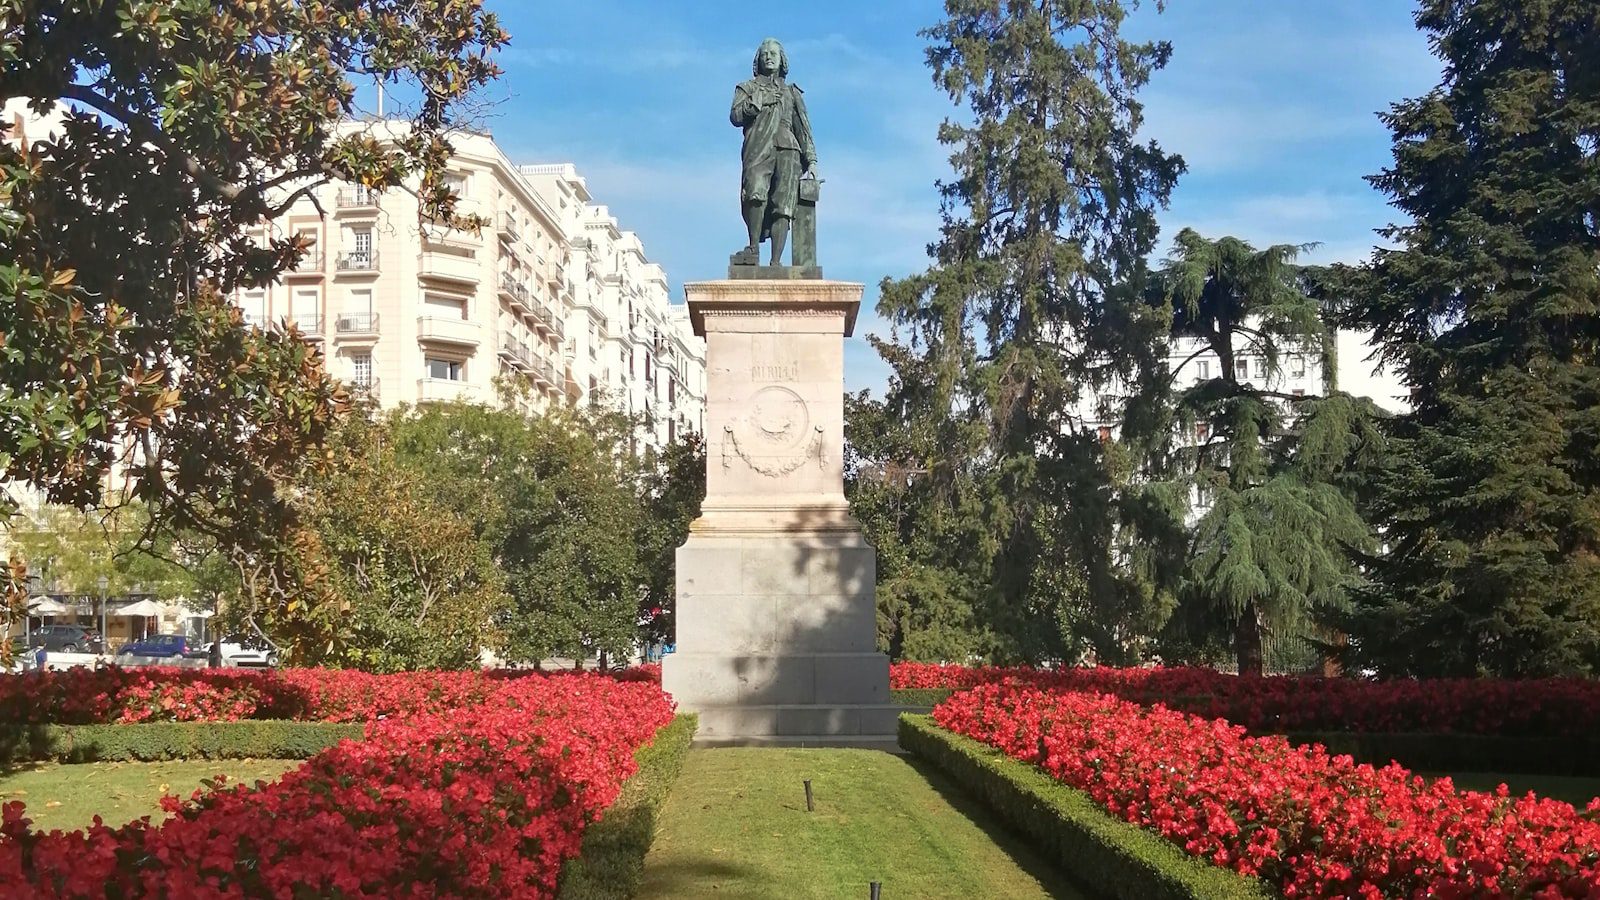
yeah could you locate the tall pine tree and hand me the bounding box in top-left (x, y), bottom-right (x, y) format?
top-left (1342, 0), bottom-right (1600, 676)
top-left (1151, 231), bottom-right (1382, 675)
top-left (873, 0), bottom-right (1183, 663)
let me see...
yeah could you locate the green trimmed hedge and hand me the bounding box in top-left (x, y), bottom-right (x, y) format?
top-left (1283, 730), bottom-right (1600, 777)
top-left (0, 720), bottom-right (363, 764)
top-left (892, 688), bottom-right (956, 709)
top-left (899, 715), bottom-right (1272, 900)
top-left (558, 713), bottom-right (697, 900)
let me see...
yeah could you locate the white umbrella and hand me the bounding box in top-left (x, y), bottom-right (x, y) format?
top-left (113, 599), bottom-right (163, 617)
top-left (27, 598), bottom-right (71, 615)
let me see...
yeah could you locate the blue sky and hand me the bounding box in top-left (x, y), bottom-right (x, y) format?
top-left (463, 1), bottom-right (1441, 392)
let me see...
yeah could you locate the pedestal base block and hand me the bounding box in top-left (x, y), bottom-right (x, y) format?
top-left (664, 527), bottom-right (893, 747)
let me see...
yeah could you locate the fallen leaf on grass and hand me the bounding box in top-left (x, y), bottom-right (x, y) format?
top-left (44, 801), bottom-right (60, 808)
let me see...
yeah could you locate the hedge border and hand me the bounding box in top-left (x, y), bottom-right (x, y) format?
top-left (557, 713), bottom-right (698, 900)
top-left (898, 714), bottom-right (1272, 900)
top-left (891, 688), bottom-right (955, 709)
top-left (0, 721), bottom-right (363, 765)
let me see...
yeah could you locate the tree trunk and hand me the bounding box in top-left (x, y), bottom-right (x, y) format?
top-left (1235, 601), bottom-right (1264, 677)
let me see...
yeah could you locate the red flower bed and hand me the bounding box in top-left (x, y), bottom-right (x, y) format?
top-left (936, 684), bottom-right (1600, 897)
top-left (0, 666), bottom-right (663, 726)
top-left (891, 662), bottom-right (1600, 738)
top-left (0, 673), bottom-right (675, 898)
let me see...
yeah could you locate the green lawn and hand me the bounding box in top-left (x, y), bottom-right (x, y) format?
top-left (0, 759), bottom-right (302, 832)
top-left (1427, 771), bottom-right (1600, 807)
top-left (638, 749), bottom-right (1082, 899)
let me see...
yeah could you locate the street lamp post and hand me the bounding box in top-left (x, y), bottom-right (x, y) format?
top-left (97, 574), bottom-right (109, 655)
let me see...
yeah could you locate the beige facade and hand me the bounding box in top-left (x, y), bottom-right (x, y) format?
top-left (240, 123), bottom-right (704, 450)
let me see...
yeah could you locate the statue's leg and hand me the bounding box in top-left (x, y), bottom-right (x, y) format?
top-left (743, 201), bottom-right (762, 251)
top-left (769, 216), bottom-right (790, 266)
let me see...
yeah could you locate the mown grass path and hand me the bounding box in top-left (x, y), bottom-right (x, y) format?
top-left (639, 748), bottom-right (1081, 899)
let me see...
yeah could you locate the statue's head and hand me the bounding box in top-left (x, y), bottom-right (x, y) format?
top-left (752, 38), bottom-right (788, 78)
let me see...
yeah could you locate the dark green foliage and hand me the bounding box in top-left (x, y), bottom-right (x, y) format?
top-left (1283, 731), bottom-right (1600, 779)
top-left (1339, 1), bottom-right (1600, 676)
top-left (864, 0), bottom-right (1184, 664)
top-left (1147, 231), bottom-right (1384, 675)
top-left (0, 721), bottom-right (361, 765)
top-left (635, 436), bottom-right (705, 645)
top-left (556, 714), bottom-right (696, 900)
top-left (0, 0), bottom-right (507, 666)
top-left (898, 715), bottom-right (1272, 900)
top-left (890, 688), bottom-right (957, 709)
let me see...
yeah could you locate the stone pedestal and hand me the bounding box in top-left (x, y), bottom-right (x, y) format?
top-left (663, 280), bottom-right (895, 748)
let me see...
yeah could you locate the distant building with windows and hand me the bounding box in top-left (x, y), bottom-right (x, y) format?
top-left (237, 121), bottom-right (704, 450)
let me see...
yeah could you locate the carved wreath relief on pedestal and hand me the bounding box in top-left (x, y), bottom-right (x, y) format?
top-left (723, 384), bottom-right (824, 477)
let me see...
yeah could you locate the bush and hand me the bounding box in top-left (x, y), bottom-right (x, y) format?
top-left (891, 688), bottom-right (956, 708)
top-left (0, 720), bottom-right (362, 764)
top-left (898, 715), bottom-right (1270, 900)
top-left (1, 674), bottom-right (676, 899)
top-left (558, 713), bottom-right (697, 899)
top-left (936, 685), bottom-right (1600, 897)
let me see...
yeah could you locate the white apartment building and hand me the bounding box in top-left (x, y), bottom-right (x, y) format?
top-left (240, 122), bottom-right (704, 449)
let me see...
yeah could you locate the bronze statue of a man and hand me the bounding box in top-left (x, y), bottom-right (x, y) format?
top-left (731, 38), bottom-right (818, 267)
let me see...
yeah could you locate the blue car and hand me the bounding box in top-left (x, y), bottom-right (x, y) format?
top-left (117, 633), bottom-right (193, 659)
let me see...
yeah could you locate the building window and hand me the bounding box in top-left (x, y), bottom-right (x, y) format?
top-left (351, 352), bottom-right (373, 388)
top-left (1235, 358), bottom-right (1249, 379)
top-left (1292, 355), bottom-right (1306, 377)
top-left (443, 170), bottom-right (468, 198)
top-left (1097, 426), bottom-right (1112, 443)
top-left (1195, 421), bottom-right (1210, 442)
top-left (1292, 388), bottom-right (1305, 397)
top-left (424, 292), bottom-right (467, 319)
top-left (1257, 357), bottom-right (1269, 378)
top-left (1196, 360), bottom-right (1209, 380)
top-left (425, 357), bottom-right (463, 381)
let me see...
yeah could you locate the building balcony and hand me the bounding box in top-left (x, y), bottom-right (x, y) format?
top-left (417, 377), bottom-right (477, 404)
top-left (336, 188), bottom-right (380, 211)
top-left (497, 213), bottom-right (521, 245)
top-left (334, 312), bottom-right (379, 337)
top-left (290, 313), bottom-right (324, 339)
top-left (417, 315), bottom-right (481, 348)
top-left (418, 247), bottom-right (479, 286)
top-left (498, 272), bottom-right (533, 314)
top-left (336, 252), bottom-right (378, 274)
top-left (286, 253), bottom-right (323, 277)
top-left (349, 377), bottom-right (380, 402)
top-left (498, 334), bottom-right (533, 371)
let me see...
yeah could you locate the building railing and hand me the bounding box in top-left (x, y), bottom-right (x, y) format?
top-left (335, 312), bottom-right (379, 334)
top-left (291, 313), bottom-right (323, 335)
top-left (337, 252), bottom-right (378, 272)
top-left (336, 188), bottom-right (379, 208)
top-left (498, 213), bottom-right (521, 244)
top-left (289, 252), bottom-right (323, 274)
top-left (350, 376), bottom-right (380, 399)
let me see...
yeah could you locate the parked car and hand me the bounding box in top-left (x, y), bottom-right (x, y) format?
top-left (116, 633), bottom-right (194, 659)
top-left (23, 625), bottom-right (103, 653)
top-left (207, 633), bottom-right (280, 668)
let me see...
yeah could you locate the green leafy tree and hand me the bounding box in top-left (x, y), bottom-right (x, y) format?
top-left (636, 432), bottom-right (705, 645)
top-left (1148, 230), bottom-right (1382, 675)
top-left (1339, 1), bottom-right (1600, 677)
top-left (7, 502), bottom-right (193, 599)
top-left (872, 0), bottom-right (1183, 663)
top-left (389, 400), bottom-right (645, 665)
top-left (304, 414), bottom-right (508, 671)
top-left (845, 364), bottom-right (992, 662)
top-left (0, 0), bottom-right (509, 664)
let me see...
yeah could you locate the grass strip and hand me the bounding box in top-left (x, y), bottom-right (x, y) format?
top-left (0, 758), bottom-right (303, 832)
top-left (898, 714), bottom-right (1272, 900)
top-left (0, 721), bottom-right (362, 764)
top-left (558, 714), bottom-right (697, 900)
top-left (636, 745), bottom-right (1081, 899)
